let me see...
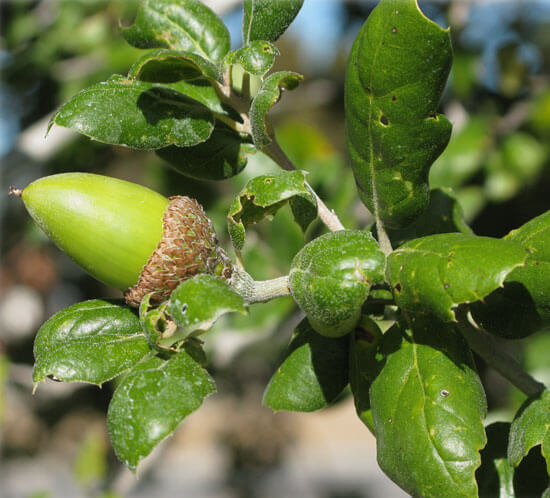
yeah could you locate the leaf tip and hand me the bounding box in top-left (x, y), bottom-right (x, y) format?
top-left (128, 462), bottom-right (138, 476)
top-left (45, 116), bottom-right (56, 137)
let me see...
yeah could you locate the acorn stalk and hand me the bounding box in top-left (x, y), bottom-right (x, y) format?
top-left (12, 173), bottom-right (232, 307)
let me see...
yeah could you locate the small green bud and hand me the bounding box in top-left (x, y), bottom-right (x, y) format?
top-left (12, 173), bottom-right (231, 307)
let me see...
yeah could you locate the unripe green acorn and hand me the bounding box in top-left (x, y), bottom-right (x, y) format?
top-left (11, 173), bottom-right (232, 307)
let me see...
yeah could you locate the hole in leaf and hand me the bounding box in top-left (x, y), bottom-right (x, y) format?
top-left (392, 95), bottom-right (397, 101)
top-left (380, 114), bottom-right (389, 126)
top-left (394, 283), bottom-right (402, 293)
top-left (262, 44), bottom-right (272, 53)
top-left (264, 178), bottom-right (273, 184)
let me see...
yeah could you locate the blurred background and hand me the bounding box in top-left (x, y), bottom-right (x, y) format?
top-left (1, 0), bottom-right (549, 496)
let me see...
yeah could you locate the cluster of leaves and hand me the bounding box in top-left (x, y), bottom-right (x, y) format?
top-left (29, 0), bottom-right (549, 496)
top-left (39, 0), bottom-right (310, 473)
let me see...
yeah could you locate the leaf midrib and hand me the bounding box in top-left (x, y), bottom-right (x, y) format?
top-left (364, 19), bottom-right (384, 226)
top-left (410, 341), bottom-right (470, 491)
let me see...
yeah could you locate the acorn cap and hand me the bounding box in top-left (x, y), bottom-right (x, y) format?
top-left (124, 195), bottom-right (232, 307)
top-left (16, 173), bottom-right (231, 307)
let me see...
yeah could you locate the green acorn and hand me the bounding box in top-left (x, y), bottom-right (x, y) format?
top-left (10, 173), bottom-right (232, 307)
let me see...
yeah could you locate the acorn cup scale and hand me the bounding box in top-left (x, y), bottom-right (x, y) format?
top-left (13, 173), bottom-right (232, 307)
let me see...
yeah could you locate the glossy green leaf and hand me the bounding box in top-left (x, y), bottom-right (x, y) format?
top-left (33, 300), bottom-right (150, 386)
top-left (164, 275), bottom-right (247, 343)
top-left (370, 315), bottom-right (487, 498)
top-left (170, 79), bottom-right (234, 117)
top-left (228, 170), bottom-right (316, 251)
top-left (50, 75), bottom-right (214, 149)
top-left (128, 49), bottom-right (222, 83)
top-left (225, 40), bottom-right (279, 76)
top-left (263, 318), bottom-right (349, 412)
top-left (506, 210), bottom-right (550, 322)
top-left (387, 187), bottom-right (472, 248)
top-left (349, 315), bottom-right (384, 433)
top-left (157, 125), bottom-right (251, 180)
top-left (121, 0), bottom-right (230, 62)
top-left (476, 422), bottom-right (515, 498)
top-left (249, 71), bottom-right (303, 148)
top-left (471, 210), bottom-right (550, 338)
top-left (107, 351), bottom-right (215, 472)
top-left (345, 0), bottom-right (452, 228)
top-left (387, 233), bottom-right (528, 322)
top-left (242, 0), bottom-right (304, 43)
top-left (289, 230), bottom-right (386, 337)
top-left (508, 390), bottom-right (550, 474)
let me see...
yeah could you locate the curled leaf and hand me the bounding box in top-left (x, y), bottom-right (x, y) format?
top-left (228, 170), bottom-right (316, 251)
top-left (128, 49), bottom-right (222, 83)
top-left (289, 230), bottom-right (386, 337)
top-left (225, 40), bottom-right (279, 76)
top-left (250, 71), bottom-right (303, 148)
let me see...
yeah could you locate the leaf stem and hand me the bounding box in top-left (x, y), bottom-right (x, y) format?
top-left (216, 70), bottom-right (251, 117)
top-left (230, 268), bottom-right (291, 304)
top-left (216, 75), bottom-right (344, 233)
top-left (456, 311), bottom-right (546, 398)
top-left (263, 138), bottom-right (345, 232)
top-left (375, 217), bottom-right (393, 256)
top-left (8, 186), bottom-right (23, 197)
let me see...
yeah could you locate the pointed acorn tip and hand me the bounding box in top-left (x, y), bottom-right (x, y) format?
top-left (8, 185), bottom-right (23, 198)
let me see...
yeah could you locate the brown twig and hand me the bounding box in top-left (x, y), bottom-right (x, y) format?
top-left (8, 186), bottom-right (23, 197)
